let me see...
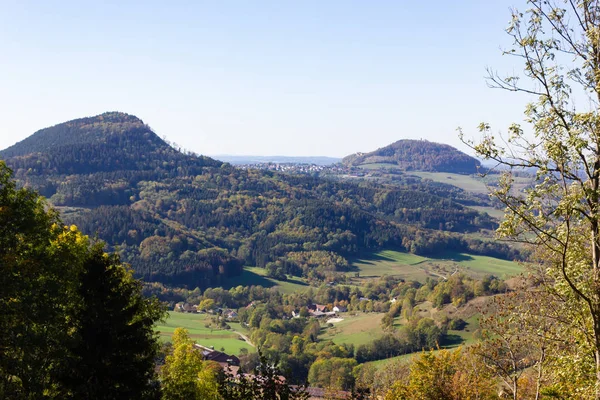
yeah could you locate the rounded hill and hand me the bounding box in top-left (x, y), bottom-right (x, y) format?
top-left (342, 139), bottom-right (482, 174)
top-left (0, 111), bottom-right (221, 175)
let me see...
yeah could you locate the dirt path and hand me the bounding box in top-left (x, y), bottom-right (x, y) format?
top-left (233, 331), bottom-right (255, 347)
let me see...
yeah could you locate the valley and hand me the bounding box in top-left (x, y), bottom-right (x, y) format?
top-left (0, 112), bottom-right (530, 396)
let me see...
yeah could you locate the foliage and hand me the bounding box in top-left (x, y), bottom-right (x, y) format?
top-left (384, 348), bottom-right (499, 400)
top-left (1, 113), bottom-right (519, 288)
top-left (460, 0), bottom-right (600, 396)
top-left (307, 357), bottom-right (357, 391)
top-left (0, 161), bottom-right (75, 398)
top-left (220, 352), bottom-right (309, 400)
top-left (159, 328), bottom-right (221, 400)
top-left (0, 161), bottom-right (165, 399)
top-left (58, 243), bottom-right (166, 400)
top-left (342, 139), bottom-right (482, 174)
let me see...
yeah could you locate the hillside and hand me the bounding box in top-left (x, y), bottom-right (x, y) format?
top-left (0, 113), bottom-right (517, 288)
top-left (342, 139), bottom-right (482, 174)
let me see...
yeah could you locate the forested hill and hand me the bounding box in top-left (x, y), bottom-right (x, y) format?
top-left (0, 113), bottom-right (516, 289)
top-left (0, 112), bottom-right (221, 178)
top-left (342, 139), bottom-right (482, 174)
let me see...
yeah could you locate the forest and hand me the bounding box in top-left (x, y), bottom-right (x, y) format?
top-left (341, 139), bottom-right (483, 174)
top-left (0, 112), bottom-right (518, 288)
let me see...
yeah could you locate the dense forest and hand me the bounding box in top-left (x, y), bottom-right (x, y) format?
top-left (342, 139), bottom-right (483, 174)
top-left (0, 113), bottom-right (517, 288)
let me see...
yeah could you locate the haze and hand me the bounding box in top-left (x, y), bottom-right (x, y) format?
top-left (1, 0), bottom-right (530, 157)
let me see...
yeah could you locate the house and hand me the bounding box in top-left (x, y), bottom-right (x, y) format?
top-left (309, 310), bottom-right (336, 318)
top-left (174, 302), bottom-right (196, 313)
top-left (390, 297), bottom-right (398, 304)
top-left (308, 304), bottom-right (328, 312)
top-left (226, 310), bottom-right (239, 320)
top-left (194, 344), bottom-right (240, 369)
top-left (333, 305), bottom-right (347, 313)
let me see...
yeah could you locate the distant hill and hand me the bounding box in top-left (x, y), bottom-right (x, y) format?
top-left (342, 139), bottom-right (482, 174)
top-left (212, 155), bottom-right (341, 166)
top-left (0, 114), bottom-right (517, 288)
top-left (0, 111), bottom-right (221, 176)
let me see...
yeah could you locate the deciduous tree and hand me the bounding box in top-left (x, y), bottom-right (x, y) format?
top-left (460, 0), bottom-right (600, 397)
top-left (159, 328), bottom-right (221, 400)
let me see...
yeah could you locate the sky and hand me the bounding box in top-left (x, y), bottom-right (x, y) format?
top-left (0, 0), bottom-right (532, 157)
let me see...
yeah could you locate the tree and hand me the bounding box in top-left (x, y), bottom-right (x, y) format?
top-left (384, 348), bottom-right (499, 400)
top-left (220, 351), bottom-right (309, 400)
top-left (0, 161), bottom-right (81, 399)
top-left (0, 161), bottom-right (165, 399)
top-left (159, 328), bottom-right (221, 400)
top-left (460, 0), bottom-right (600, 397)
top-left (199, 298), bottom-right (216, 312)
top-left (307, 357), bottom-right (357, 391)
top-left (59, 243), bottom-right (166, 400)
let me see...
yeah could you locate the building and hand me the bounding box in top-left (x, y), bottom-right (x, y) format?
top-left (193, 344), bottom-right (240, 370)
top-left (226, 310), bottom-right (239, 320)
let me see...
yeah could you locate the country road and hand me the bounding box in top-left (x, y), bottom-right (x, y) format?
top-left (233, 331), bottom-right (255, 347)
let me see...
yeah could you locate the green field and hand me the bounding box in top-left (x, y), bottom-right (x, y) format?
top-left (156, 311), bottom-right (254, 355)
top-left (351, 250), bottom-right (429, 280)
top-left (407, 172), bottom-right (490, 193)
top-left (320, 307), bottom-right (480, 365)
top-left (358, 163), bottom-right (402, 170)
top-left (469, 205), bottom-right (506, 220)
top-left (320, 313), bottom-right (385, 347)
top-left (367, 326), bottom-right (477, 369)
top-left (350, 250), bottom-right (522, 282)
top-left (221, 266), bottom-right (310, 294)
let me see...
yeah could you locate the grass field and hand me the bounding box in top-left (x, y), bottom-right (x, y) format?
top-left (350, 250), bottom-right (523, 283)
top-left (351, 250), bottom-right (429, 281)
top-left (320, 306), bottom-right (480, 369)
top-left (221, 266), bottom-right (310, 294)
top-left (469, 205), bottom-right (505, 220)
top-left (320, 313), bottom-right (385, 347)
top-left (358, 163), bottom-right (402, 170)
top-left (156, 311), bottom-right (254, 355)
top-left (367, 323), bottom-right (480, 369)
top-left (406, 172), bottom-right (491, 193)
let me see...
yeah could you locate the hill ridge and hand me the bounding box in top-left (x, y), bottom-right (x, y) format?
top-left (0, 115), bottom-right (516, 289)
top-left (0, 112), bottom-right (149, 158)
top-left (342, 139), bottom-right (482, 174)
top-left (0, 111), bottom-right (222, 176)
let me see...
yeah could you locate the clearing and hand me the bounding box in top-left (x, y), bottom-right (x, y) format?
top-left (156, 311), bottom-right (255, 355)
top-left (320, 312), bottom-right (384, 347)
top-left (221, 266), bottom-right (310, 294)
top-left (350, 250), bottom-right (523, 283)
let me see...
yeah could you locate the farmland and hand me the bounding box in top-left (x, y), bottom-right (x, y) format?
top-left (319, 301), bottom-right (483, 362)
top-left (156, 311), bottom-right (254, 355)
top-left (320, 313), bottom-right (385, 347)
top-left (349, 249), bottom-right (523, 284)
top-left (221, 266), bottom-right (310, 294)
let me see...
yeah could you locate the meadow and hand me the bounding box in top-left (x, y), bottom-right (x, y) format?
top-left (221, 266), bottom-right (309, 294)
top-left (156, 311), bottom-right (255, 355)
top-left (319, 313), bottom-right (385, 347)
top-left (349, 249), bottom-right (523, 284)
top-left (406, 172), bottom-right (491, 193)
top-left (319, 304), bottom-right (481, 360)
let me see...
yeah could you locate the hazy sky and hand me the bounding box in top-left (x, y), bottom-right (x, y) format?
top-left (1, 0), bottom-right (532, 157)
